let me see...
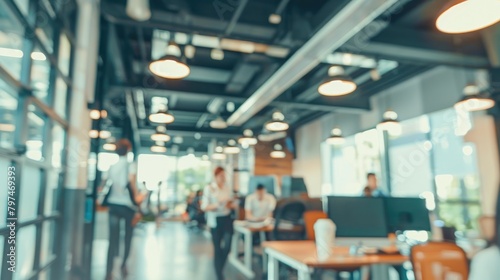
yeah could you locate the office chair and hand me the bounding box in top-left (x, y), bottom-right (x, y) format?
top-left (272, 199), bottom-right (306, 240)
top-left (303, 210), bottom-right (328, 241)
top-left (410, 242), bottom-right (469, 280)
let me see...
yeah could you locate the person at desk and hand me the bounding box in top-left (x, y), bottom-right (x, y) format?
top-left (245, 184), bottom-right (276, 221)
top-left (201, 166), bottom-right (238, 280)
top-left (362, 173), bottom-right (386, 197)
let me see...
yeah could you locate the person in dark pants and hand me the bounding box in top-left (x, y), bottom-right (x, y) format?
top-left (101, 139), bottom-right (145, 280)
top-left (201, 167), bottom-right (238, 280)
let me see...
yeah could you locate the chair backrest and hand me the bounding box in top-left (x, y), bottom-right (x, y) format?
top-left (410, 242), bottom-right (469, 280)
top-left (303, 210), bottom-right (328, 240)
top-left (272, 199), bottom-right (307, 240)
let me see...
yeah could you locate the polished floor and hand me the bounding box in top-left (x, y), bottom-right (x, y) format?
top-left (91, 214), bottom-right (261, 280)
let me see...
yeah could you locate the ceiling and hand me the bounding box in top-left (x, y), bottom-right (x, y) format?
top-left (96, 0), bottom-right (496, 156)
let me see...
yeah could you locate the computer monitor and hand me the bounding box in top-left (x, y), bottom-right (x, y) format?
top-left (326, 196), bottom-right (389, 238)
top-left (247, 176), bottom-right (276, 195)
top-left (384, 197), bottom-right (431, 232)
top-left (281, 176), bottom-right (308, 198)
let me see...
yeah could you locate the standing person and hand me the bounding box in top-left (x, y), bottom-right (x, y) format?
top-left (245, 184), bottom-right (276, 221)
top-left (363, 173), bottom-right (386, 197)
top-left (102, 139), bottom-right (145, 280)
top-left (201, 167), bottom-right (238, 280)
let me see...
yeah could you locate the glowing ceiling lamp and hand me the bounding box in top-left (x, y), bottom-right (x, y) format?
top-left (89, 130), bottom-right (99, 139)
top-left (126, 0), bottom-right (151, 21)
top-left (103, 143), bottom-right (116, 151)
top-left (212, 145), bottom-right (227, 160)
top-left (377, 109), bottom-right (401, 136)
top-left (318, 66), bottom-right (357, 96)
top-left (454, 84), bottom-right (495, 112)
top-left (151, 141), bottom-right (167, 153)
top-left (224, 139), bottom-right (240, 154)
top-left (265, 111), bottom-right (289, 132)
top-left (436, 0), bottom-right (500, 34)
top-left (151, 125), bottom-right (171, 142)
top-left (149, 41), bottom-right (190, 79)
top-left (89, 109), bottom-right (107, 120)
top-left (210, 116), bottom-right (228, 129)
top-left (238, 129), bottom-right (258, 146)
top-left (149, 108), bottom-right (175, 124)
top-left (325, 128), bottom-right (345, 145)
top-left (99, 130), bottom-right (111, 139)
top-left (270, 144), bottom-right (286, 159)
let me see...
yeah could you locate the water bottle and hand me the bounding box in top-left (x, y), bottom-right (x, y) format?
top-left (314, 219), bottom-right (336, 261)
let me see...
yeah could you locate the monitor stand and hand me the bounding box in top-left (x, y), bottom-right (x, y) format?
top-left (334, 237), bottom-right (392, 248)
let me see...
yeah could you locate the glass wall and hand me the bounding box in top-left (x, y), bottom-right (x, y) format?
top-left (0, 0), bottom-right (75, 279)
top-left (327, 108), bottom-right (483, 231)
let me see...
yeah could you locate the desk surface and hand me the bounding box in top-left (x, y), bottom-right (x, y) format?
top-left (234, 222), bottom-right (274, 232)
top-left (263, 241), bottom-right (408, 269)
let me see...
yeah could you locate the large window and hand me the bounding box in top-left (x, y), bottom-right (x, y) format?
top-left (0, 0), bottom-right (74, 279)
top-left (330, 129), bottom-right (383, 195)
top-left (326, 108), bottom-right (483, 232)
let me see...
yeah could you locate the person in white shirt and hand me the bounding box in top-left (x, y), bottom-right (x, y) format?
top-left (201, 167), bottom-right (238, 280)
top-left (469, 218), bottom-right (500, 280)
top-left (101, 139), bottom-right (146, 280)
top-left (245, 184), bottom-right (276, 221)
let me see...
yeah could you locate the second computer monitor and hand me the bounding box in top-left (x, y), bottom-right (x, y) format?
top-left (327, 197), bottom-right (389, 238)
top-left (384, 197), bottom-right (431, 232)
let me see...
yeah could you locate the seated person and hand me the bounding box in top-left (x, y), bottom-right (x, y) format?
top-left (362, 173), bottom-right (386, 197)
top-left (363, 186), bottom-right (372, 197)
top-left (245, 184), bottom-right (276, 222)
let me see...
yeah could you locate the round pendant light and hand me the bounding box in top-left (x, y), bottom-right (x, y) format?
top-left (210, 116), bottom-right (228, 129)
top-left (436, 0), bottom-right (500, 34)
top-left (318, 66), bottom-right (357, 96)
top-left (151, 145), bottom-right (167, 153)
top-left (326, 128), bottom-right (346, 145)
top-left (238, 129), bottom-right (258, 146)
top-left (377, 110), bottom-right (402, 136)
top-left (151, 141), bottom-right (167, 153)
top-left (151, 126), bottom-right (171, 142)
top-left (454, 84), bottom-right (495, 112)
top-left (149, 108), bottom-right (175, 124)
top-left (224, 139), bottom-right (240, 154)
top-left (103, 143), bottom-right (116, 151)
top-left (149, 42), bottom-right (190, 79)
top-left (265, 111), bottom-right (289, 132)
top-left (270, 144), bottom-right (286, 159)
top-left (99, 130), bottom-right (111, 139)
top-left (126, 0), bottom-right (151, 21)
top-left (89, 130), bottom-right (99, 139)
top-left (212, 145), bottom-right (227, 160)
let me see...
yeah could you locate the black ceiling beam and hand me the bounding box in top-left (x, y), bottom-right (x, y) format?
top-left (109, 85), bottom-right (370, 113)
top-left (101, 3), bottom-right (277, 43)
top-left (344, 25), bottom-right (490, 68)
top-left (139, 128), bottom-right (240, 139)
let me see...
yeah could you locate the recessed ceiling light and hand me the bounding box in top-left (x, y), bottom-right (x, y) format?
top-left (269, 13), bottom-right (282, 24)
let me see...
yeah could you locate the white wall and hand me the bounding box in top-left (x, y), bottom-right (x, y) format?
top-left (292, 120), bottom-right (323, 197)
top-left (293, 66), bottom-right (500, 215)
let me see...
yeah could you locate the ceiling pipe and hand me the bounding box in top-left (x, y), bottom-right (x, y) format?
top-left (224, 0), bottom-right (249, 36)
top-left (225, 0), bottom-right (398, 126)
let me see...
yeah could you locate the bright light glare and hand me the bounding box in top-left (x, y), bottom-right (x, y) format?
top-left (318, 79), bottom-right (357, 96)
top-left (149, 59), bottom-right (190, 79)
top-left (436, 0), bottom-right (500, 34)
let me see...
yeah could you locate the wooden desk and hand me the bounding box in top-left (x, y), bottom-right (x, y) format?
top-left (229, 222), bottom-right (274, 278)
top-left (263, 241), bottom-right (408, 280)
